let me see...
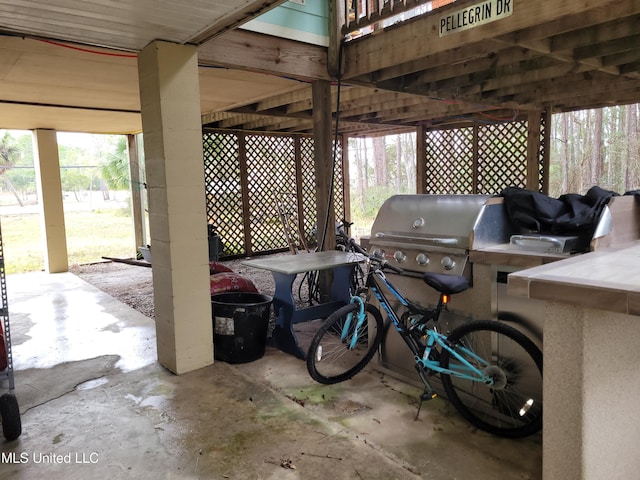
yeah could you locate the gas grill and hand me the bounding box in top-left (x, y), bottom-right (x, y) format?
top-left (368, 194), bottom-right (490, 279)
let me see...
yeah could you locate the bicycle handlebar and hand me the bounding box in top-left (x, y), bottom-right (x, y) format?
top-left (378, 258), bottom-right (404, 274)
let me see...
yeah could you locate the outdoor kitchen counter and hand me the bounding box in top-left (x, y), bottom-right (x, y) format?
top-left (507, 241), bottom-right (640, 315)
top-left (506, 241), bottom-right (640, 480)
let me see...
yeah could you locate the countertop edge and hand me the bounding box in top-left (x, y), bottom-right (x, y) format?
top-left (507, 243), bottom-right (640, 316)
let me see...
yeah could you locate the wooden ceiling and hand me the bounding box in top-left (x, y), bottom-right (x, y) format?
top-left (1, 0), bottom-right (640, 137)
top-left (203, 0), bottom-right (640, 136)
top-left (0, 34), bottom-right (302, 134)
top-left (0, 0), bottom-right (296, 134)
top-left (0, 0), bottom-right (287, 52)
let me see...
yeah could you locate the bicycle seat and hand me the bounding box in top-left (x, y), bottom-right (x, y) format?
top-left (422, 273), bottom-right (469, 295)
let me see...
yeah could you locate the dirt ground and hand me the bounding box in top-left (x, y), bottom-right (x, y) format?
top-left (71, 261), bottom-right (156, 317)
top-left (70, 254), bottom-right (295, 319)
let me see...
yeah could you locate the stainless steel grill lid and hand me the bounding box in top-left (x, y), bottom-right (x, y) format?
top-left (371, 195), bottom-right (490, 250)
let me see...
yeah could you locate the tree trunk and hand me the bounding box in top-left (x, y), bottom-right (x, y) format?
top-left (560, 113), bottom-right (569, 194)
top-left (0, 175), bottom-right (24, 207)
top-left (360, 137), bottom-right (369, 189)
top-left (590, 109), bottom-right (603, 187)
top-left (578, 110), bottom-right (588, 192)
top-left (373, 136), bottom-right (386, 186)
top-left (353, 138), bottom-right (365, 211)
top-left (625, 104), bottom-right (638, 192)
top-left (404, 133), bottom-right (416, 191)
top-left (395, 135), bottom-right (402, 192)
top-left (569, 112), bottom-right (579, 193)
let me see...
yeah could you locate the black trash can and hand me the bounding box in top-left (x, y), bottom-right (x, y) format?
top-left (211, 292), bottom-right (272, 363)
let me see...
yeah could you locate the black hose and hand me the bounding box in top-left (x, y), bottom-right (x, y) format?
top-left (319, 39), bottom-right (345, 252)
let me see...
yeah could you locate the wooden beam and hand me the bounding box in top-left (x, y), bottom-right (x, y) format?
top-left (252, 85), bottom-right (312, 112)
top-left (573, 34), bottom-right (640, 62)
top-left (328, 0), bottom-right (345, 78)
top-left (507, 71), bottom-right (640, 108)
top-left (526, 110), bottom-right (542, 191)
top-left (541, 110), bottom-right (551, 194)
top-left (416, 125), bottom-right (426, 194)
top-left (441, 61), bottom-right (588, 101)
top-left (312, 79), bottom-right (335, 300)
top-left (127, 134), bottom-right (146, 250)
top-left (366, 38), bottom-right (505, 84)
top-left (189, 0), bottom-right (289, 44)
top-left (550, 15), bottom-right (640, 54)
top-left (340, 134), bottom-right (351, 225)
top-left (341, 0), bottom-right (640, 79)
top-left (494, 11), bottom-right (640, 79)
top-left (197, 29), bottom-right (330, 81)
top-left (238, 132), bottom-right (253, 255)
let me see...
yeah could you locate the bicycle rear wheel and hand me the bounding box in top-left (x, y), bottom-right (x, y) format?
top-left (439, 320), bottom-right (543, 438)
top-left (307, 303), bottom-right (383, 384)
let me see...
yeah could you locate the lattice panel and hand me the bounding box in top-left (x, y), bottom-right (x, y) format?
top-left (477, 121), bottom-right (528, 194)
top-left (424, 128), bottom-right (475, 194)
top-left (537, 114), bottom-right (547, 192)
top-left (422, 116), bottom-right (547, 195)
top-left (203, 131), bottom-right (244, 256)
top-left (203, 130), bottom-right (346, 258)
top-left (245, 134), bottom-right (296, 253)
top-left (298, 138), bottom-right (346, 248)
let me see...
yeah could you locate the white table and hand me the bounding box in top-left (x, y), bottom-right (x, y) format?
top-left (243, 251), bottom-right (364, 359)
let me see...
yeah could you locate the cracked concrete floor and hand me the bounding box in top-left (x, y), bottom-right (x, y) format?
top-left (0, 271), bottom-right (541, 479)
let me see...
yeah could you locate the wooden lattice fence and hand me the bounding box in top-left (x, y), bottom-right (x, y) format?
top-left (423, 116), bottom-right (548, 194)
top-left (203, 129), bottom-right (345, 258)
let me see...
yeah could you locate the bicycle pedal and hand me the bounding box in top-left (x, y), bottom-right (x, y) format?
top-left (420, 391), bottom-right (438, 402)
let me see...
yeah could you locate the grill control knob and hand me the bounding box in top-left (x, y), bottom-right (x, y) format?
top-left (441, 256), bottom-right (456, 270)
top-left (372, 248), bottom-right (385, 259)
top-left (412, 217), bottom-right (425, 229)
top-left (393, 251), bottom-right (407, 263)
top-left (416, 253), bottom-right (429, 266)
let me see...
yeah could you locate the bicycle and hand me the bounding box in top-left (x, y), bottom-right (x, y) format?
top-left (306, 235), bottom-right (543, 438)
top-left (300, 220), bottom-right (365, 305)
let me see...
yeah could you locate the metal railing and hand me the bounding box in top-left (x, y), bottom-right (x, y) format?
top-left (341, 0), bottom-right (457, 40)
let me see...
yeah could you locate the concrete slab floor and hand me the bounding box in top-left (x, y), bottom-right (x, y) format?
top-left (0, 272), bottom-right (541, 479)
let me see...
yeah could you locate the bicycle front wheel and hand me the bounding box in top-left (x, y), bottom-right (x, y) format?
top-left (439, 320), bottom-right (543, 438)
top-left (307, 303), bottom-right (383, 384)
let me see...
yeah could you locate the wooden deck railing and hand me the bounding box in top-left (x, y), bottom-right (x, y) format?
top-left (340, 0), bottom-right (457, 39)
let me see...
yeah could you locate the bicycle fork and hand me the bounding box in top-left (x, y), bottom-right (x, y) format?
top-left (343, 296), bottom-right (366, 349)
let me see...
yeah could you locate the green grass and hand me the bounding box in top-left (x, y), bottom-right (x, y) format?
top-left (1, 209), bottom-right (136, 274)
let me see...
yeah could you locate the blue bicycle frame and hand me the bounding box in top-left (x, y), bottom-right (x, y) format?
top-left (346, 266), bottom-right (495, 386)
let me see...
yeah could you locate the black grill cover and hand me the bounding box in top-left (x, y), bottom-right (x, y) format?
top-left (499, 186), bottom-right (618, 252)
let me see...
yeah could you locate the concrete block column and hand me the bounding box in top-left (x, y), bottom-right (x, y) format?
top-left (138, 41), bottom-right (213, 374)
top-left (32, 129), bottom-right (68, 273)
top-left (544, 303), bottom-right (640, 480)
